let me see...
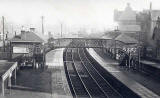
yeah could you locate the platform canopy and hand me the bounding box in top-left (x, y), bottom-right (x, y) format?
top-left (102, 31), bottom-right (121, 39)
top-left (0, 61), bottom-right (17, 96)
top-left (115, 33), bottom-right (138, 44)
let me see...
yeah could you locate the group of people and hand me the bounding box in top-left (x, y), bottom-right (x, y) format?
top-left (18, 54), bottom-right (44, 69)
top-left (119, 54), bottom-right (137, 69)
top-left (105, 48), bottom-right (138, 69)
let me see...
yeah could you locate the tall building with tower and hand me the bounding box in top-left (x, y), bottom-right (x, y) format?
top-left (114, 2), bottom-right (160, 59)
top-left (114, 3), bottom-right (141, 32)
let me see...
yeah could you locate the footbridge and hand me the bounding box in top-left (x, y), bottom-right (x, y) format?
top-left (47, 37), bottom-right (139, 60)
top-left (47, 37), bottom-right (140, 68)
top-left (48, 37), bottom-right (110, 48)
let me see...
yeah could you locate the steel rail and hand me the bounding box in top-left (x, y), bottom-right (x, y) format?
top-left (77, 48), bottom-right (109, 98)
top-left (65, 48), bottom-right (90, 98)
top-left (81, 48), bottom-right (123, 98)
top-left (65, 48), bottom-right (77, 98)
top-left (71, 49), bottom-right (92, 98)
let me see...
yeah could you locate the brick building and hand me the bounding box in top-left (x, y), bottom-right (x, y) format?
top-left (114, 3), bottom-right (160, 59)
top-left (10, 28), bottom-right (44, 68)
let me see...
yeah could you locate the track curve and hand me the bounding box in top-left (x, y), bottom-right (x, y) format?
top-left (64, 48), bottom-right (123, 98)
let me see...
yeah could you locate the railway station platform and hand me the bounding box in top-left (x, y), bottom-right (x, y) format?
top-left (86, 48), bottom-right (160, 98)
top-left (139, 58), bottom-right (160, 78)
top-left (140, 59), bottom-right (160, 69)
top-left (0, 48), bottom-right (71, 98)
top-left (45, 48), bottom-right (72, 98)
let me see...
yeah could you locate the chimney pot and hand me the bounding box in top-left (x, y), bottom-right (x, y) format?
top-left (21, 30), bottom-right (25, 34)
top-left (30, 28), bottom-right (35, 33)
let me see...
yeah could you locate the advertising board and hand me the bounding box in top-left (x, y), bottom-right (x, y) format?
top-left (13, 47), bottom-right (29, 54)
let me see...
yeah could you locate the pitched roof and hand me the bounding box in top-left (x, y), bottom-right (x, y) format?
top-left (102, 31), bottom-right (121, 39)
top-left (10, 31), bottom-right (44, 43)
top-left (115, 33), bottom-right (138, 44)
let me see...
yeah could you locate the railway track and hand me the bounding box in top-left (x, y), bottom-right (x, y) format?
top-left (64, 48), bottom-right (123, 98)
top-left (64, 49), bottom-right (90, 98)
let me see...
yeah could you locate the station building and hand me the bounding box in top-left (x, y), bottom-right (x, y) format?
top-left (0, 28), bottom-right (44, 96)
top-left (10, 28), bottom-right (44, 68)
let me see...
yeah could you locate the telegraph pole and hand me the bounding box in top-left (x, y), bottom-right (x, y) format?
top-left (41, 16), bottom-right (44, 35)
top-left (61, 23), bottom-right (62, 38)
top-left (12, 25), bottom-right (13, 34)
top-left (138, 31), bottom-right (141, 71)
top-left (2, 16), bottom-right (5, 52)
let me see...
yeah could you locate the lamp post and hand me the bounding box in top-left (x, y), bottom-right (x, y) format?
top-left (41, 16), bottom-right (44, 35)
top-left (61, 23), bottom-right (63, 38)
top-left (138, 32), bottom-right (141, 71)
top-left (2, 16), bottom-right (5, 52)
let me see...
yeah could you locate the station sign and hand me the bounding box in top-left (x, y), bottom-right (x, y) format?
top-left (122, 47), bottom-right (138, 58)
top-left (122, 47), bottom-right (137, 54)
top-left (13, 47), bottom-right (29, 54)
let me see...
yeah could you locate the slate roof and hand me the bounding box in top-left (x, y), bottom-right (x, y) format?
top-left (102, 31), bottom-right (121, 39)
top-left (115, 33), bottom-right (138, 44)
top-left (10, 31), bottom-right (44, 43)
top-left (0, 62), bottom-right (15, 76)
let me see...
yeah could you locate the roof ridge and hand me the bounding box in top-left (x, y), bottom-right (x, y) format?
top-left (115, 33), bottom-right (138, 44)
top-left (10, 31), bottom-right (44, 42)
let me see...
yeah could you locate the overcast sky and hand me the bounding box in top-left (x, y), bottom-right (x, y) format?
top-left (0, 0), bottom-right (160, 34)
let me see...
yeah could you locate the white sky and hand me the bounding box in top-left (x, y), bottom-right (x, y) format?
top-left (0, 0), bottom-right (160, 34)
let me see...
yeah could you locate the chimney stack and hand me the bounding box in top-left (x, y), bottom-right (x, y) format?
top-left (150, 2), bottom-right (152, 11)
top-left (30, 28), bottom-right (35, 33)
top-left (15, 31), bottom-right (16, 36)
top-left (21, 30), bottom-right (25, 35)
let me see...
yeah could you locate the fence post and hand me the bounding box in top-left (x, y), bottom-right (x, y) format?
top-left (129, 52), bottom-right (131, 69)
